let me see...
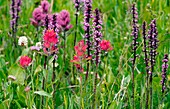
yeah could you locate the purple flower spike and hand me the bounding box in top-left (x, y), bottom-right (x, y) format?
top-left (131, 3), bottom-right (139, 108)
top-left (84, 0), bottom-right (92, 80)
top-left (161, 54), bottom-right (169, 93)
top-left (41, 0), bottom-right (50, 13)
top-left (10, 0), bottom-right (22, 34)
top-left (93, 8), bottom-right (102, 66)
top-left (57, 10), bottom-right (72, 31)
top-left (74, 0), bottom-right (80, 12)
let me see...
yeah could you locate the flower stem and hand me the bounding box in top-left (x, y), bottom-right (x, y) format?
top-left (93, 66), bottom-right (98, 109)
top-left (42, 56), bottom-right (47, 108)
top-left (52, 58), bottom-right (56, 108)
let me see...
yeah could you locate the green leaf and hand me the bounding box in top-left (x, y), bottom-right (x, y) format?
top-left (34, 91), bottom-right (52, 97)
top-left (8, 64), bottom-right (26, 85)
top-left (34, 65), bottom-right (42, 75)
top-left (21, 48), bottom-right (30, 56)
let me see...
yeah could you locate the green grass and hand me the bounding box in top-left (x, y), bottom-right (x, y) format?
top-left (0, 0), bottom-right (170, 109)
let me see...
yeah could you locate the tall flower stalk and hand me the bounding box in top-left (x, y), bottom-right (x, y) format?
top-left (93, 8), bottom-right (102, 108)
top-left (10, 0), bottom-right (22, 46)
top-left (84, 0), bottom-right (92, 80)
top-left (42, 14), bottom-right (50, 107)
top-left (161, 54), bottom-right (169, 95)
top-left (131, 3), bottom-right (139, 108)
top-left (72, 0), bottom-right (81, 82)
top-left (161, 54), bottom-right (169, 105)
top-left (57, 10), bottom-right (72, 67)
top-left (142, 21), bottom-right (150, 109)
top-left (74, 0), bottom-right (80, 46)
top-left (148, 19), bottom-right (158, 109)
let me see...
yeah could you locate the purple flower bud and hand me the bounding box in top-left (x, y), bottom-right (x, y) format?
top-left (32, 7), bottom-right (43, 21)
top-left (57, 10), bottom-right (72, 31)
top-left (41, 0), bottom-right (50, 13)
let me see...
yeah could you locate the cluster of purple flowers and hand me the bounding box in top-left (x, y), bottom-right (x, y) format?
top-left (93, 8), bottom-right (102, 66)
top-left (84, 0), bottom-right (92, 79)
top-left (131, 3), bottom-right (139, 64)
top-left (148, 19), bottom-right (159, 76)
top-left (30, 0), bottom-right (50, 27)
top-left (57, 10), bottom-right (73, 31)
top-left (131, 4), bottom-right (139, 108)
top-left (161, 54), bottom-right (169, 93)
top-left (30, 0), bottom-right (72, 33)
top-left (10, 0), bottom-right (22, 34)
top-left (84, 0), bottom-right (92, 57)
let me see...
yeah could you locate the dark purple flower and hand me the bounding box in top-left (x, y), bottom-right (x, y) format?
top-left (10, 0), bottom-right (22, 34)
top-left (142, 21), bottom-right (149, 74)
top-left (161, 54), bottom-right (169, 93)
top-left (84, 0), bottom-right (92, 79)
top-left (148, 19), bottom-right (158, 75)
top-left (41, 0), bottom-right (50, 13)
top-left (33, 7), bottom-right (44, 21)
top-left (57, 10), bottom-right (72, 31)
top-left (131, 4), bottom-right (139, 107)
top-left (30, 7), bottom-right (45, 27)
top-left (93, 8), bottom-right (102, 66)
top-left (74, 0), bottom-right (80, 12)
top-left (44, 14), bottom-right (54, 31)
top-left (84, 0), bottom-right (92, 56)
top-left (52, 13), bottom-right (61, 33)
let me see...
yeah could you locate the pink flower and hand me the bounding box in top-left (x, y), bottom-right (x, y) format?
top-left (74, 40), bottom-right (87, 56)
top-left (32, 7), bottom-right (43, 21)
top-left (100, 40), bottom-right (113, 51)
top-left (57, 10), bottom-right (72, 31)
top-left (71, 55), bottom-right (84, 72)
top-left (43, 30), bottom-right (58, 54)
top-left (30, 46), bottom-right (41, 51)
top-left (41, 0), bottom-right (50, 13)
top-left (71, 40), bottom-right (90, 72)
top-left (19, 56), bottom-right (32, 68)
top-left (24, 86), bottom-right (30, 92)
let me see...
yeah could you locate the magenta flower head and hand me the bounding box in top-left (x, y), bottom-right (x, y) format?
top-left (33, 7), bottom-right (43, 21)
top-left (57, 10), bottom-right (72, 31)
top-left (41, 0), bottom-right (50, 13)
top-left (30, 7), bottom-right (44, 27)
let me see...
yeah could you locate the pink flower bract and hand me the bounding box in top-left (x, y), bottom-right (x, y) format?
top-left (19, 56), bottom-right (32, 68)
top-left (32, 7), bottom-right (43, 21)
top-left (41, 0), bottom-right (50, 13)
top-left (43, 30), bottom-right (58, 54)
top-left (57, 10), bottom-right (72, 31)
top-left (74, 40), bottom-right (87, 56)
top-left (100, 40), bottom-right (113, 51)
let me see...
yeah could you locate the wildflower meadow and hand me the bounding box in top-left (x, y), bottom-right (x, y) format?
top-left (0, 0), bottom-right (170, 109)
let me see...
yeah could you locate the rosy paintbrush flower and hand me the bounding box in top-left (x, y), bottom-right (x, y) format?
top-left (19, 56), bottom-right (32, 68)
top-left (71, 55), bottom-right (84, 72)
top-left (71, 40), bottom-right (90, 72)
top-left (43, 30), bottom-right (59, 54)
top-left (100, 40), bottom-right (113, 51)
top-left (74, 40), bottom-right (87, 56)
